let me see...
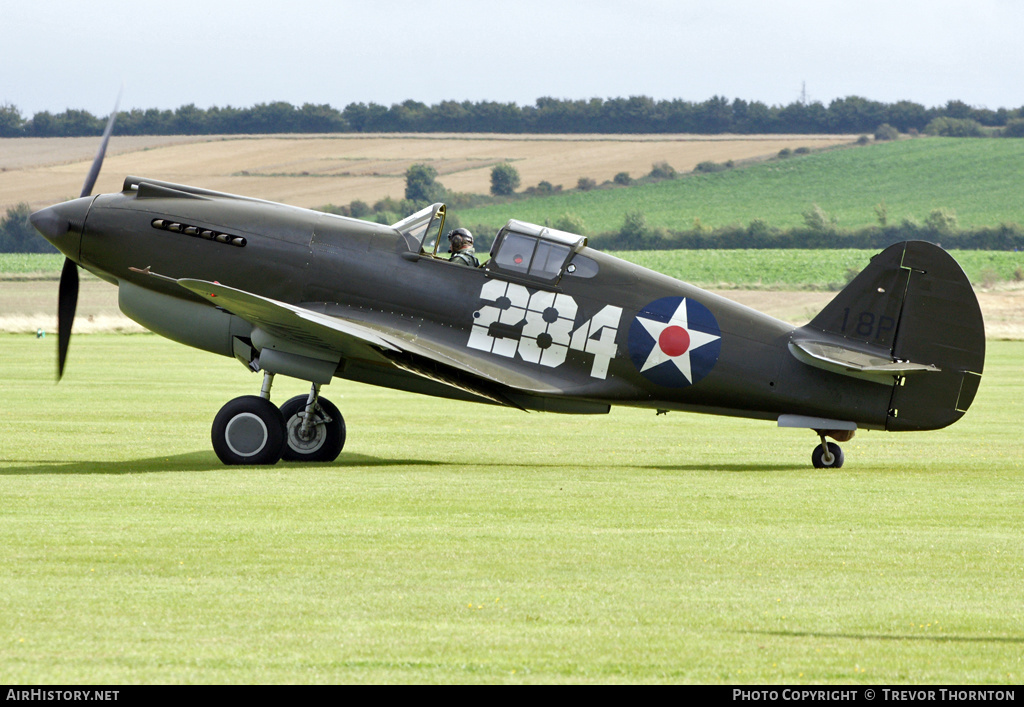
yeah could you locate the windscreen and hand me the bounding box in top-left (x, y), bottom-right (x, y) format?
top-left (391, 203), bottom-right (446, 254)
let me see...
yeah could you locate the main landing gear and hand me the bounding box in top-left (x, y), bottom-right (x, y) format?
top-left (211, 372), bottom-right (346, 465)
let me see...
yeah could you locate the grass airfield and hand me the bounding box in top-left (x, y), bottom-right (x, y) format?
top-left (0, 334), bottom-right (1021, 684)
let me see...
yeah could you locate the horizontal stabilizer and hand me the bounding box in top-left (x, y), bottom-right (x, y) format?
top-left (789, 339), bottom-right (939, 384)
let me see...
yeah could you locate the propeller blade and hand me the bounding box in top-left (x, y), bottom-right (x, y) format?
top-left (80, 93), bottom-right (120, 198)
top-left (56, 91), bottom-right (119, 380)
top-left (57, 257), bottom-right (79, 380)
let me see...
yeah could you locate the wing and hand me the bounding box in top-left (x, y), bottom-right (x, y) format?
top-left (177, 278), bottom-right (400, 359)
top-left (176, 279), bottom-right (563, 404)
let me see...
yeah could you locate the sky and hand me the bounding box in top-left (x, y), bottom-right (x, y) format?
top-left (2, 0), bottom-right (1022, 118)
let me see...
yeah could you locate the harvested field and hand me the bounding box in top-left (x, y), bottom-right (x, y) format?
top-left (1, 133), bottom-right (856, 212)
top-left (718, 287), bottom-right (1024, 340)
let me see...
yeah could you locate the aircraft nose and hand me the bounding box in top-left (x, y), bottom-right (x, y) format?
top-left (30, 197), bottom-right (92, 260)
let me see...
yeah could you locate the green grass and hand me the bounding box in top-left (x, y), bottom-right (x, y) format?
top-left (458, 138), bottom-right (1024, 234)
top-left (0, 335), bottom-right (1021, 683)
top-left (3, 250), bottom-right (1022, 290)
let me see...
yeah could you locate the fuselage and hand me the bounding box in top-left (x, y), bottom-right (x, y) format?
top-left (37, 177), bottom-right (899, 430)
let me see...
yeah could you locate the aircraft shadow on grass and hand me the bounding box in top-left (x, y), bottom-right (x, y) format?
top-left (0, 453), bottom-right (800, 476)
top-left (742, 629), bottom-right (1024, 644)
top-left (0, 451), bottom-right (446, 475)
top-left (640, 462), bottom-right (802, 473)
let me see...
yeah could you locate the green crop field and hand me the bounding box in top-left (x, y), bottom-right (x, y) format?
top-left (0, 334), bottom-right (1021, 684)
top-left (457, 138), bottom-right (1024, 234)
top-left (0, 253), bottom-right (66, 277)
top-left (616, 249), bottom-right (1024, 290)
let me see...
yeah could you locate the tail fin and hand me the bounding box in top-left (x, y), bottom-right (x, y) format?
top-left (795, 241), bottom-right (985, 431)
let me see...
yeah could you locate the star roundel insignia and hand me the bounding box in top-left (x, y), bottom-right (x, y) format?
top-left (627, 297), bottom-right (722, 388)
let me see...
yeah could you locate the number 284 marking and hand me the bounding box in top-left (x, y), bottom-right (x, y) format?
top-left (467, 280), bottom-right (622, 379)
top-left (840, 308), bottom-right (897, 341)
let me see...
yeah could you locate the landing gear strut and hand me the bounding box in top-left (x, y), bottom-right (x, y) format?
top-left (211, 373), bottom-right (345, 466)
top-left (280, 384), bottom-right (346, 462)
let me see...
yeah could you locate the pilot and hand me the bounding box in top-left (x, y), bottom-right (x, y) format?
top-left (447, 228), bottom-right (480, 267)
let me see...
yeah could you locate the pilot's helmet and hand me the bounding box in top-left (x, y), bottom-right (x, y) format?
top-left (447, 228), bottom-right (474, 252)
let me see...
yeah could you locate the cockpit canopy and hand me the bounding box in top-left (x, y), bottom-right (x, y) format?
top-left (488, 220), bottom-right (587, 282)
top-left (393, 204), bottom-right (594, 282)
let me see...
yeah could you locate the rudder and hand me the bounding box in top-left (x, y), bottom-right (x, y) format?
top-left (886, 241), bottom-right (985, 430)
top-left (803, 241), bottom-right (985, 431)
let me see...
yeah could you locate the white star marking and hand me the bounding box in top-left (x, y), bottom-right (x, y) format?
top-left (636, 298), bottom-right (721, 383)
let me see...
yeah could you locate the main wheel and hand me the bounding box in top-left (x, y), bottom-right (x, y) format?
top-left (211, 396), bottom-right (286, 466)
top-left (811, 441), bottom-right (845, 469)
top-left (280, 395), bottom-right (346, 463)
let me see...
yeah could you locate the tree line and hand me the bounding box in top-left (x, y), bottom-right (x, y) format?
top-left (3, 96), bottom-right (1024, 138)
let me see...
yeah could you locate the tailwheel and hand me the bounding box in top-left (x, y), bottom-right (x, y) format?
top-left (280, 386), bottom-right (345, 463)
top-left (212, 395), bottom-right (286, 466)
top-left (811, 439), bottom-right (844, 469)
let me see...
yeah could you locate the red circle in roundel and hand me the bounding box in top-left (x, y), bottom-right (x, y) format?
top-left (658, 325), bottom-right (690, 357)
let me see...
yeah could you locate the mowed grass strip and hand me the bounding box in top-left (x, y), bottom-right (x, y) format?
top-left (3, 250), bottom-right (1023, 289)
top-left (459, 138), bottom-right (1024, 233)
top-left (0, 335), bottom-right (1021, 683)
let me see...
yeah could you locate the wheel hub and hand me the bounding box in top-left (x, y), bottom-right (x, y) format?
top-left (224, 412), bottom-right (269, 457)
top-left (286, 413), bottom-right (326, 453)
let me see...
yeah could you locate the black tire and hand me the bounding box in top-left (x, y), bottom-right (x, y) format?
top-left (811, 441), bottom-right (844, 469)
top-left (279, 395), bottom-right (346, 463)
top-left (211, 396), bottom-right (286, 466)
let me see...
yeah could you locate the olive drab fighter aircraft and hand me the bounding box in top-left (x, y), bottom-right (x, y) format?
top-left (30, 113), bottom-right (986, 468)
